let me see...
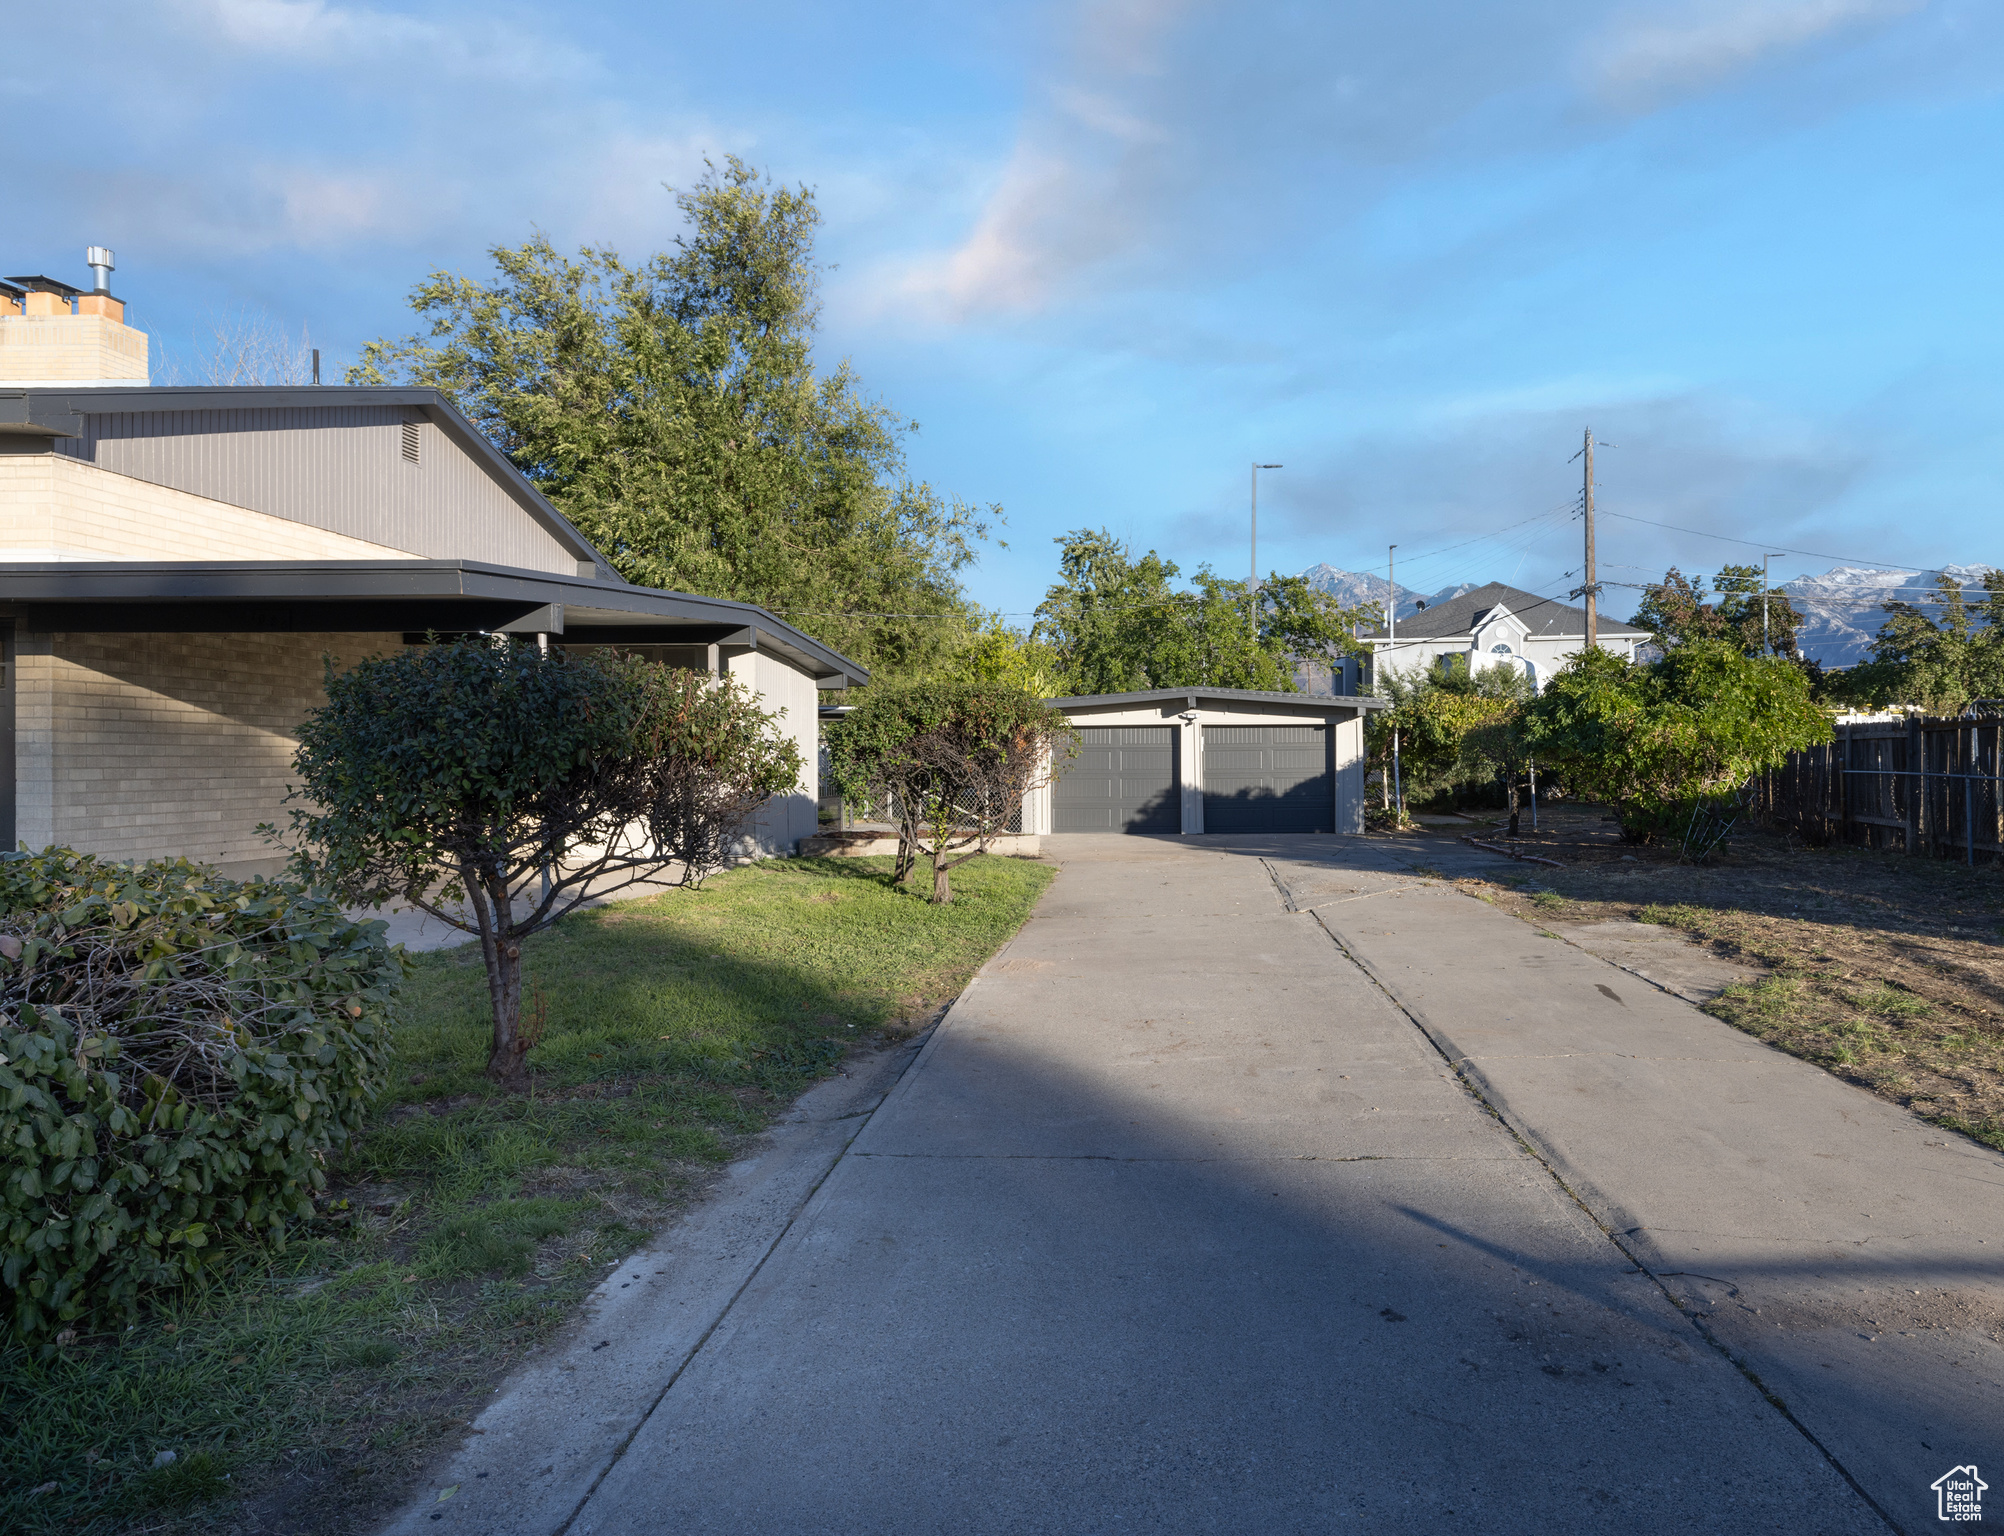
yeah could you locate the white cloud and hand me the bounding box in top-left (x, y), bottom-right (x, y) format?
top-left (871, 0), bottom-right (1950, 331)
top-left (880, 0), bottom-right (1190, 321)
top-left (174, 0), bottom-right (595, 84)
top-left (1587, 0), bottom-right (1924, 101)
top-left (895, 148), bottom-right (1093, 317)
top-left (272, 168), bottom-right (415, 247)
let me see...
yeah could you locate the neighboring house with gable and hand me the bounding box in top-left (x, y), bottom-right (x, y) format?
top-left (0, 251), bottom-right (866, 876)
top-left (1359, 582), bottom-right (1646, 693)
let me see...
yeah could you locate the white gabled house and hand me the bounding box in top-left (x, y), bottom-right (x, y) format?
top-left (1361, 582), bottom-right (1647, 693)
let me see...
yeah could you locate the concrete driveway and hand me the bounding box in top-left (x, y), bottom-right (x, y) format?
top-left (390, 834), bottom-right (2001, 1536)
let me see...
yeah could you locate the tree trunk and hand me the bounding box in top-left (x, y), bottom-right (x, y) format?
top-left (483, 941), bottom-right (527, 1086)
top-left (475, 870), bottom-right (531, 1089)
top-left (931, 854), bottom-right (953, 905)
top-left (1507, 775), bottom-right (1521, 838)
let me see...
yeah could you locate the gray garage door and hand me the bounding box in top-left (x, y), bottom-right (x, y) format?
top-left (1052, 726), bottom-right (1178, 832)
top-left (1202, 725), bottom-right (1333, 833)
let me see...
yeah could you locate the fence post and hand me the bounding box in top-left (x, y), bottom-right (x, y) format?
top-left (1905, 714), bottom-right (1923, 856)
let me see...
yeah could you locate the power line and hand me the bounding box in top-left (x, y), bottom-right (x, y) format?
top-left (1598, 510), bottom-right (1926, 572)
top-left (1355, 502), bottom-right (1577, 581)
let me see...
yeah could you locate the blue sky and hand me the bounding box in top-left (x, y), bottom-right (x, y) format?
top-left (7, 0), bottom-right (2002, 620)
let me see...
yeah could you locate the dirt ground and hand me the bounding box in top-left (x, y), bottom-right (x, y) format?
top-left (1427, 802), bottom-right (2004, 1154)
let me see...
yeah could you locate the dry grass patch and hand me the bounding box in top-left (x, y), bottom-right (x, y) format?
top-left (1452, 809), bottom-right (2004, 1153)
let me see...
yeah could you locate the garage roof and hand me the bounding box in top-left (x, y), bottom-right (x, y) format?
top-left (1051, 687), bottom-right (1386, 711)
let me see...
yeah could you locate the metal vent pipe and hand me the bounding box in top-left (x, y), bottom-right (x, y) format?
top-left (85, 246), bottom-right (114, 293)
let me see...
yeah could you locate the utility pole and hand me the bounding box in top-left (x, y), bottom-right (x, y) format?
top-left (1569, 427), bottom-right (1608, 650)
top-left (1387, 543), bottom-right (1396, 646)
top-left (1582, 427), bottom-right (1598, 650)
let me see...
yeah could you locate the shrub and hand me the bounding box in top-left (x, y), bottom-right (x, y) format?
top-left (0, 850), bottom-right (402, 1341)
top-left (1525, 642), bottom-right (1831, 845)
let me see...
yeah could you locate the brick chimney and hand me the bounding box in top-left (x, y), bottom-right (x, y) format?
top-left (0, 247), bottom-right (148, 386)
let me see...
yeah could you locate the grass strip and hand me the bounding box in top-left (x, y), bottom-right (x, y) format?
top-left (2, 853), bottom-right (1054, 1536)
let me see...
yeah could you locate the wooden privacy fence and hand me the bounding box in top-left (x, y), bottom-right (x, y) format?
top-left (1751, 715), bottom-right (2004, 864)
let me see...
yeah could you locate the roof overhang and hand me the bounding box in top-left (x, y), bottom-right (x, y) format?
top-left (0, 559), bottom-right (869, 688)
top-left (1051, 687), bottom-right (1387, 712)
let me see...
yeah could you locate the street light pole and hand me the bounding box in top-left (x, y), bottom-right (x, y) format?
top-left (1251, 462), bottom-right (1281, 639)
top-left (1388, 543), bottom-right (1402, 819)
top-left (1762, 553), bottom-right (1785, 655)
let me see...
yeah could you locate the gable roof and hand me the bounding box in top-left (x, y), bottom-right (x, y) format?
top-left (1, 385), bottom-right (613, 580)
top-left (1361, 582), bottom-right (1647, 641)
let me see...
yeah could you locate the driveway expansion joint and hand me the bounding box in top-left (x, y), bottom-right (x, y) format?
top-left (1301, 902), bottom-right (1905, 1536)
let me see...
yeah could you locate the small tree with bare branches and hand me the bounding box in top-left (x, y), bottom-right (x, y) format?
top-left (826, 681), bottom-right (1075, 903)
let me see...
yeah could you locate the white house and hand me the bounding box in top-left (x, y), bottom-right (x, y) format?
top-left (1362, 582), bottom-right (1646, 693)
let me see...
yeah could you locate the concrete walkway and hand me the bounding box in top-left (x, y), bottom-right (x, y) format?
top-left (388, 834), bottom-right (2002, 1536)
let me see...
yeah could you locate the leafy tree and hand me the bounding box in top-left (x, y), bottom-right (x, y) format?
top-left (277, 639), bottom-right (801, 1087)
top-left (1525, 641), bottom-right (1830, 844)
top-left (1832, 572), bottom-right (2004, 712)
top-left (1367, 659), bottom-right (1533, 822)
top-left (825, 681), bottom-right (1076, 903)
top-left (350, 158), bottom-right (991, 681)
top-left (1031, 529), bottom-right (1364, 695)
top-left (964, 617), bottom-right (1063, 696)
top-left (1633, 563), bottom-right (1798, 656)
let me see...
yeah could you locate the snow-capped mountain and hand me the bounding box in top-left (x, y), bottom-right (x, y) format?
top-left (1299, 560), bottom-right (2002, 665)
top-left (1298, 563), bottom-right (1476, 619)
top-left (1779, 565), bottom-right (2000, 666)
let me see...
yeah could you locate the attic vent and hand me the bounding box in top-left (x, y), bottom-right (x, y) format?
top-left (401, 422), bottom-right (421, 464)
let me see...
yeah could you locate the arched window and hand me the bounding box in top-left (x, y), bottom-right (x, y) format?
top-left (1490, 642), bottom-right (1513, 655)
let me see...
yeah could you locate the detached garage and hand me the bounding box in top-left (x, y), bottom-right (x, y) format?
top-left (1022, 688), bottom-right (1386, 837)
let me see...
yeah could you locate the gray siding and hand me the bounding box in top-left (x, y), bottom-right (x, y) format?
top-left (54, 407), bottom-right (579, 573)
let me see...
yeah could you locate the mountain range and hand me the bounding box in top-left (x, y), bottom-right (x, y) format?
top-left (1298, 561), bottom-right (2002, 666)
top-left (1779, 565), bottom-right (1998, 665)
top-left (1297, 563), bottom-right (1477, 620)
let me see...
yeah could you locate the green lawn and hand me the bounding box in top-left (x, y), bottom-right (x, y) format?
top-left (1, 853), bottom-right (1054, 1536)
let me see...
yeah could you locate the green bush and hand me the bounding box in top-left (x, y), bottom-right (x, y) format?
top-left (1525, 642), bottom-right (1831, 843)
top-left (0, 850), bottom-right (403, 1341)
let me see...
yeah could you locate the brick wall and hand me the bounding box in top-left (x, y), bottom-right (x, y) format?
top-left (16, 632), bottom-right (406, 873)
top-left (0, 311), bottom-right (148, 384)
top-left (0, 455), bottom-right (419, 561)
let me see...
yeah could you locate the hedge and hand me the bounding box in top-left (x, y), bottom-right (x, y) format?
top-left (0, 850), bottom-right (403, 1340)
